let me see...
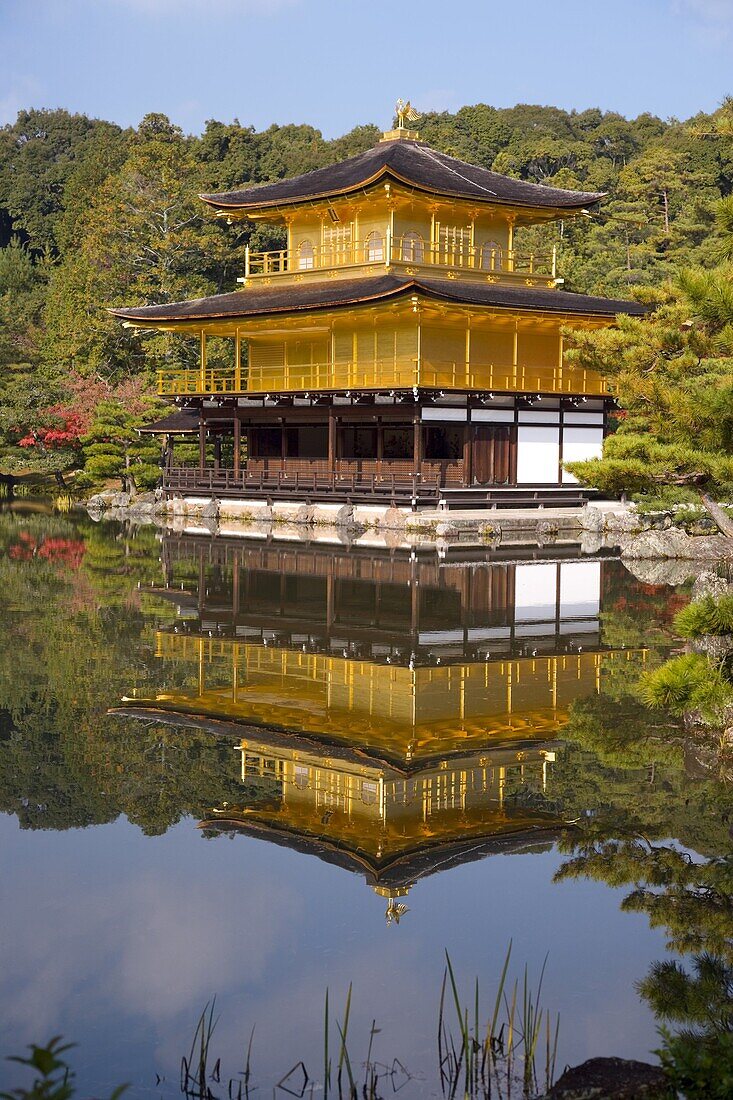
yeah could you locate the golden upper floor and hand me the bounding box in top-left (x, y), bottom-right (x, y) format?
top-left (153, 292), bottom-right (616, 398)
top-left (201, 133), bottom-right (604, 290)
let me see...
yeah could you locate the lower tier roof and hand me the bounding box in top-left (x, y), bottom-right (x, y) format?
top-left (110, 274), bottom-right (646, 326)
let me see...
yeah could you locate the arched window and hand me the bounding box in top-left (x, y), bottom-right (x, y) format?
top-left (365, 231), bottom-right (385, 262)
top-left (401, 231), bottom-right (424, 263)
top-left (481, 240), bottom-right (502, 271)
top-left (298, 239), bottom-right (315, 270)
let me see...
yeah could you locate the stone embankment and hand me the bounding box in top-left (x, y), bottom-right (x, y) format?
top-left (86, 490), bottom-right (648, 554)
top-left (86, 489), bottom-right (733, 562)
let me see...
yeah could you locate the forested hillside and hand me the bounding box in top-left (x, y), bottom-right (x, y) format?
top-left (1, 100), bottom-right (732, 489)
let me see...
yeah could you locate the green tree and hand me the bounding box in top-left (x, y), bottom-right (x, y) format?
top-left (44, 114), bottom-right (226, 382)
top-left (80, 398), bottom-right (167, 491)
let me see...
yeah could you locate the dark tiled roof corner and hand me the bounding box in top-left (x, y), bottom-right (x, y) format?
top-left (200, 140), bottom-right (604, 213)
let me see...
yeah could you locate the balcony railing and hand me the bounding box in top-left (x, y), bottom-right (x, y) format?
top-left (244, 237), bottom-right (557, 281)
top-left (157, 358), bottom-right (608, 397)
top-left (162, 462), bottom-right (447, 503)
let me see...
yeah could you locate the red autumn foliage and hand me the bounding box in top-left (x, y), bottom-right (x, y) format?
top-left (16, 373), bottom-right (154, 451)
top-left (8, 531), bottom-right (86, 568)
top-left (18, 407), bottom-right (85, 450)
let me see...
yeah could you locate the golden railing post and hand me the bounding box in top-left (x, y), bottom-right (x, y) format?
top-left (244, 245), bottom-right (250, 280)
top-left (234, 331), bottom-right (242, 392)
top-left (199, 331), bottom-right (207, 393)
top-left (552, 244), bottom-right (557, 279)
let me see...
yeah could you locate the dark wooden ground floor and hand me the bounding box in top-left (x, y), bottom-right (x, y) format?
top-left (158, 396), bottom-right (606, 507)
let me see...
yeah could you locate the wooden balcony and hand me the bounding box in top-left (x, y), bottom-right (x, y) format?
top-left (157, 358), bottom-right (609, 398)
top-left (163, 458), bottom-right (464, 504)
top-left (242, 237), bottom-right (557, 287)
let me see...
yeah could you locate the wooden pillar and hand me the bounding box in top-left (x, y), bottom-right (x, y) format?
top-left (463, 423), bottom-right (473, 487)
top-left (214, 434), bottom-right (222, 472)
top-left (326, 571), bottom-right (334, 631)
top-left (232, 560), bottom-right (240, 617)
top-left (198, 555), bottom-right (205, 612)
top-left (198, 416), bottom-right (206, 469)
top-left (328, 407), bottom-right (337, 474)
top-left (233, 416), bottom-right (241, 475)
top-left (413, 412), bottom-right (422, 475)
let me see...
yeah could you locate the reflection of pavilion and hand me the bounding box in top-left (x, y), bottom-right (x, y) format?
top-left (118, 539), bottom-right (641, 912)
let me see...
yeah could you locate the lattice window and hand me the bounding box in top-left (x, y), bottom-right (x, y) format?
top-left (322, 223), bottom-right (353, 265)
top-left (365, 230), bottom-right (385, 262)
top-left (438, 225), bottom-right (471, 264)
top-left (401, 230), bottom-right (424, 262)
top-left (249, 341), bottom-right (285, 370)
top-left (481, 240), bottom-right (502, 271)
top-left (298, 239), bottom-right (314, 270)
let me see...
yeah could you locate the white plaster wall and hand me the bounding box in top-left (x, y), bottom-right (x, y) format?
top-left (517, 426), bottom-right (560, 484)
top-left (562, 427), bottom-right (604, 484)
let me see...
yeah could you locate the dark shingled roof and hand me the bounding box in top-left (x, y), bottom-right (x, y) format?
top-left (200, 139), bottom-right (604, 213)
top-left (110, 274), bottom-right (646, 325)
top-left (138, 410), bottom-right (199, 434)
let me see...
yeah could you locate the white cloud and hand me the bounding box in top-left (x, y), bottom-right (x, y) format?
top-left (0, 856), bottom-right (298, 1038)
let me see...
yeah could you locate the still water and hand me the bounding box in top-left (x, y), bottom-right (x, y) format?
top-left (0, 507), bottom-right (729, 1096)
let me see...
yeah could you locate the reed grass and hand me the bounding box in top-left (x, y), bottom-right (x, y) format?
top-left (176, 948), bottom-right (558, 1099)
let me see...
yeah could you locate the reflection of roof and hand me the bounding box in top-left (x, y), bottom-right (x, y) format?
top-left (199, 139), bottom-right (604, 213)
top-left (138, 410), bottom-right (199, 434)
top-left (110, 274), bottom-right (646, 325)
top-left (200, 813), bottom-right (565, 891)
top-left (110, 704), bottom-right (558, 775)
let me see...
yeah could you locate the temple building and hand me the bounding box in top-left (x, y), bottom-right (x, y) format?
top-left (112, 106), bottom-right (645, 509)
top-left (115, 539), bottom-right (645, 914)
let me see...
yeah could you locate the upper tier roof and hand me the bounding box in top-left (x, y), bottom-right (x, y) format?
top-left (200, 139), bottom-right (605, 214)
top-left (110, 274), bottom-right (645, 325)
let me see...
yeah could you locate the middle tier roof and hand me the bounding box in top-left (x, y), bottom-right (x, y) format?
top-left (111, 273), bottom-right (646, 328)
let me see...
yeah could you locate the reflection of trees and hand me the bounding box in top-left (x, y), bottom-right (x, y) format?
top-left (0, 512), bottom-right (252, 835)
top-left (552, 674), bottom-right (733, 1092)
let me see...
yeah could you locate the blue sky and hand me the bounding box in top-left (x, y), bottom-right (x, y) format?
top-left (1, 0), bottom-right (732, 137)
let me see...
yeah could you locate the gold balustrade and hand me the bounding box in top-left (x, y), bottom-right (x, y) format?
top-left (141, 633), bottom-right (646, 758)
top-left (245, 238), bottom-right (556, 280)
top-left (156, 357), bottom-right (609, 397)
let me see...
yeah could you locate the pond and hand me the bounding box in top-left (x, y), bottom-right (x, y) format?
top-left (0, 506), bottom-right (729, 1097)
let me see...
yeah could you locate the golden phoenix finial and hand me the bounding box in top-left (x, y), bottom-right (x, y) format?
top-left (395, 98), bottom-right (421, 129)
top-left (385, 900), bottom-right (410, 926)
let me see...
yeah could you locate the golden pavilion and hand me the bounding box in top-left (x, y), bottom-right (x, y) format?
top-left (115, 538), bottom-right (643, 914)
top-left (112, 104), bottom-right (644, 509)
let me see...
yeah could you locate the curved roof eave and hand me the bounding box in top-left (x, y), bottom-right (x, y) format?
top-left (200, 165), bottom-right (606, 215)
top-left (198, 139), bottom-right (606, 216)
top-left (108, 274), bottom-right (647, 328)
